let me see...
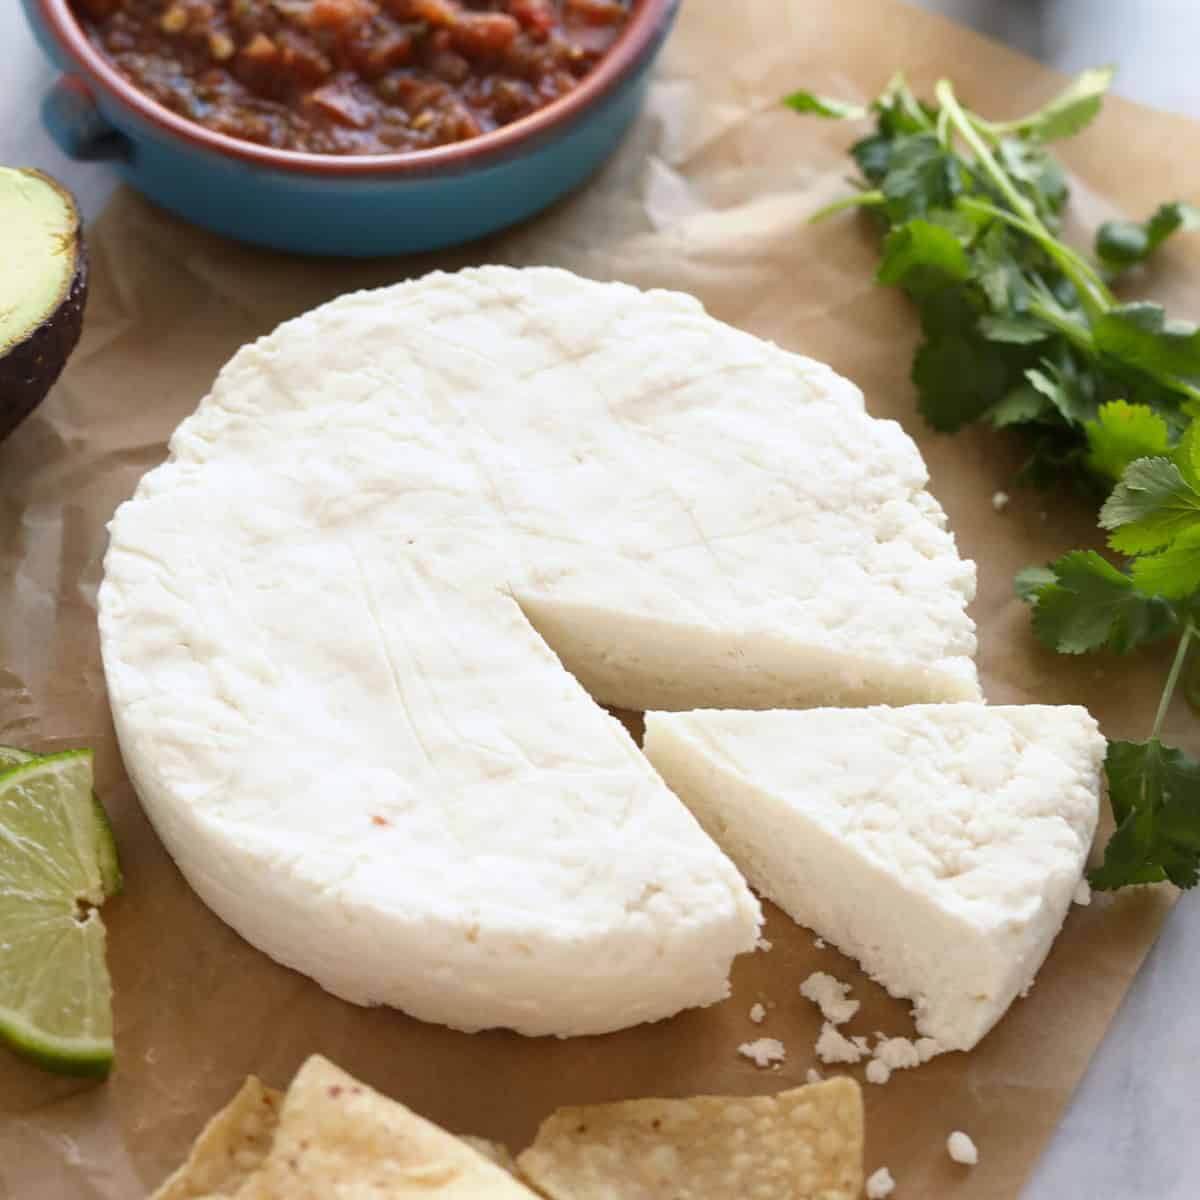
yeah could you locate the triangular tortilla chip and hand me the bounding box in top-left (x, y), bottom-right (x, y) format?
top-left (149, 1076), bottom-right (283, 1200)
top-left (235, 1056), bottom-right (539, 1198)
top-left (516, 1077), bottom-right (863, 1200)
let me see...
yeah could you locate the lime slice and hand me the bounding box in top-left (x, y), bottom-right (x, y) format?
top-left (0, 744), bottom-right (122, 895)
top-left (0, 750), bottom-right (117, 1076)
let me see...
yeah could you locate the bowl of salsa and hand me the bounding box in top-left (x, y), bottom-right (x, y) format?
top-left (22, 0), bottom-right (677, 254)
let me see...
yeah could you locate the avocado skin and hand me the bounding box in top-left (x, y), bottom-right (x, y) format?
top-left (0, 240), bottom-right (89, 444)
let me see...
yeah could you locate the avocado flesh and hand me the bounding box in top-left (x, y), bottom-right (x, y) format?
top-left (0, 168), bottom-right (87, 443)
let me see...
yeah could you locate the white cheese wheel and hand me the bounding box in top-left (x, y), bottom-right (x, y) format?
top-left (643, 705), bottom-right (1104, 1050)
top-left (99, 267), bottom-right (978, 1036)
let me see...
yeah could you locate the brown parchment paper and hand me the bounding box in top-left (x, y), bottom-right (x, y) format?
top-left (3, 1), bottom-right (1199, 1196)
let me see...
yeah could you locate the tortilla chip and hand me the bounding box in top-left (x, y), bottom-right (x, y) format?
top-left (149, 1076), bottom-right (283, 1200)
top-left (236, 1055), bottom-right (540, 1198)
top-left (516, 1077), bottom-right (863, 1200)
top-left (461, 1137), bottom-right (520, 1175)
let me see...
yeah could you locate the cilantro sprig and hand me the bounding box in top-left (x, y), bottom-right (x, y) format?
top-left (786, 70), bottom-right (1200, 488)
top-left (788, 70), bottom-right (1200, 890)
top-left (1020, 433), bottom-right (1200, 888)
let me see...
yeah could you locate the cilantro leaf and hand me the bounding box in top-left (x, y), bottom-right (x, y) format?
top-left (1101, 457), bottom-right (1200, 554)
top-left (1015, 564), bottom-right (1058, 601)
top-left (1084, 401), bottom-right (1171, 483)
top-left (876, 219), bottom-right (972, 294)
top-left (971, 223), bottom-right (1029, 313)
top-left (1094, 303), bottom-right (1200, 386)
top-left (997, 138), bottom-right (1068, 221)
top-left (880, 134), bottom-right (962, 221)
top-left (1026, 360), bottom-right (1098, 426)
top-left (912, 331), bottom-right (1023, 432)
top-left (989, 383), bottom-right (1050, 428)
top-left (1173, 420), bottom-right (1200, 490)
top-left (1131, 524), bottom-right (1200, 599)
top-left (1025, 550), bottom-right (1177, 654)
top-left (1091, 738), bottom-right (1200, 890)
top-left (851, 133), bottom-right (893, 184)
top-left (782, 91), bottom-right (868, 120)
top-left (1097, 201), bottom-right (1200, 270)
top-left (978, 315), bottom-right (1049, 345)
top-left (1011, 65), bottom-right (1115, 143)
top-left (1146, 201), bottom-right (1200, 245)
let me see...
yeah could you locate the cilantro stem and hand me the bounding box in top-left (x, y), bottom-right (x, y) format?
top-left (1026, 296), bottom-right (1094, 354)
top-left (935, 106), bottom-right (953, 151)
top-left (810, 190), bottom-right (885, 223)
top-left (935, 82), bottom-right (1041, 224)
top-left (889, 74), bottom-right (935, 132)
top-left (966, 112), bottom-right (1003, 147)
top-left (936, 82), bottom-right (1118, 320)
top-left (1153, 622), bottom-right (1195, 740)
top-left (956, 196), bottom-right (1115, 319)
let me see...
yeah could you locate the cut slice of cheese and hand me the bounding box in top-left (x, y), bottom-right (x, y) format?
top-left (99, 267), bottom-right (978, 1036)
top-left (643, 705), bottom-right (1104, 1051)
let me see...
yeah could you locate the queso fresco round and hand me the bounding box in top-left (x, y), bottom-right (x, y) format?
top-left (70, 0), bottom-right (631, 155)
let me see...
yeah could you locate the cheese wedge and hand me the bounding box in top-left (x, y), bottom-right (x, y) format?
top-left (99, 267), bottom-right (977, 1036)
top-left (643, 705), bottom-right (1104, 1050)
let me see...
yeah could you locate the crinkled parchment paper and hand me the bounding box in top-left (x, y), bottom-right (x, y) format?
top-left (3, 1), bottom-right (1199, 1196)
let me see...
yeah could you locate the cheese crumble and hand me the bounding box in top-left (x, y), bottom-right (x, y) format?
top-left (737, 1038), bottom-right (786, 1068)
top-left (866, 1166), bottom-right (896, 1198)
top-left (799, 971), bottom-right (859, 1025)
top-left (947, 1130), bottom-right (979, 1165)
top-left (815, 1023), bottom-right (868, 1065)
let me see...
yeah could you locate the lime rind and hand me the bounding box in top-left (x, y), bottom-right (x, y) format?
top-left (0, 1001), bottom-right (113, 1078)
top-left (90, 791), bottom-right (123, 896)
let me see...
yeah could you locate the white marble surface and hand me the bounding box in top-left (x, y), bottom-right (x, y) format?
top-left (3, 3), bottom-right (1198, 1197)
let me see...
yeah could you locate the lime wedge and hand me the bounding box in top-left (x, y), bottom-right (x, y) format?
top-left (0, 744), bottom-right (122, 895)
top-left (0, 750), bottom-right (117, 1077)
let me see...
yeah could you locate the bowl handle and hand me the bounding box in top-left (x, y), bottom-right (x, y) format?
top-left (43, 77), bottom-right (133, 162)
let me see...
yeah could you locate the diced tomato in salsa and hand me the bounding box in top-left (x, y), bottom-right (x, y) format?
top-left (72, 0), bottom-right (629, 155)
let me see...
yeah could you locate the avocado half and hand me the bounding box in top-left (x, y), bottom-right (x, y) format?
top-left (0, 168), bottom-right (88, 443)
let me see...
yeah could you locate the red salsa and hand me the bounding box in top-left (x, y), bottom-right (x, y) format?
top-left (72, 0), bottom-right (630, 155)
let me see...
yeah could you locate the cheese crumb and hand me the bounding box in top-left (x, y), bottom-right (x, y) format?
top-left (814, 936), bottom-right (826, 949)
top-left (865, 1034), bottom-right (932, 1084)
top-left (866, 1166), bottom-right (896, 1198)
top-left (805, 1067), bottom-right (823, 1084)
top-left (875, 1036), bottom-right (921, 1070)
top-left (865, 1059), bottom-right (891, 1085)
top-left (738, 1037), bottom-right (786, 1068)
top-left (947, 1131), bottom-right (979, 1165)
top-left (815, 1022), bottom-right (867, 1064)
top-left (992, 490), bottom-right (1010, 512)
top-left (748, 1002), bottom-right (766, 1024)
top-left (755, 935), bottom-right (773, 952)
top-left (799, 971), bottom-right (859, 1025)
top-left (1074, 878), bottom-right (1092, 906)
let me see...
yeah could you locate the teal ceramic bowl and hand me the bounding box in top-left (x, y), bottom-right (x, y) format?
top-left (22, 0), bottom-right (678, 256)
